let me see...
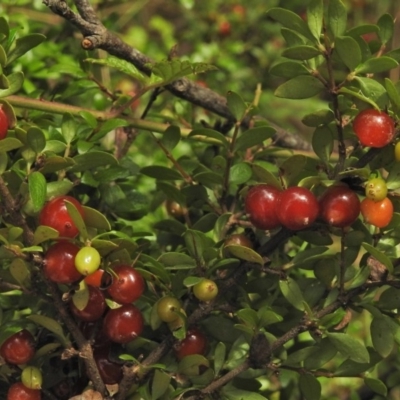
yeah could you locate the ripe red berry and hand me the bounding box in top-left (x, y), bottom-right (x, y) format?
top-left (360, 197), bottom-right (393, 228)
top-left (84, 269), bottom-right (105, 287)
top-left (93, 345), bottom-right (123, 385)
top-left (245, 184), bottom-right (281, 230)
top-left (107, 265), bottom-right (145, 304)
top-left (0, 329), bottom-right (35, 365)
top-left (39, 196), bottom-right (84, 238)
top-left (353, 109), bottom-right (395, 148)
top-left (0, 106), bottom-right (9, 139)
top-left (43, 241), bottom-right (82, 284)
top-left (175, 327), bottom-right (208, 360)
top-left (319, 185), bottom-right (360, 228)
top-left (276, 187), bottom-right (319, 230)
top-left (7, 382), bottom-right (41, 400)
top-left (70, 286), bottom-right (106, 322)
top-left (103, 304), bottom-right (144, 344)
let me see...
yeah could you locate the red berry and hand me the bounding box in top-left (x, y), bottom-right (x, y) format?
top-left (70, 286), bottom-right (106, 322)
top-left (276, 187), bottom-right (319, 230)
top-left (175, 327), bottom-right (208, 360)
top-left (84, 269), bottom-right (105, 287)
top-left (0, 330), bottom-right (35, 365)
top-left (245, 184), bottom-right (281, 230)
top-left (353, 109), bottom-right (395, 148)
top-left (0, 106), bottom-right (9, 140)
top-left (43, 241), bottom-right (82, 284)
top-left (39, 196), bottom-right (84, 238)
top-left (360, 197), bottom-right (393, 228)
top-left (93, 345), bottom-right (123, 385)
top-left (7, 382), bottom-right (41, 400)
top-left (319, 185), bottom-right (360, 228)
top-left (107, 265), bottom-right (145, 304)
top-left (218, 20), bottom-right (231, 36)
top-left (103, 304), bottom-right (144, 344)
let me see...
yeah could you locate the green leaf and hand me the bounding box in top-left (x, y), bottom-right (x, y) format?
top-left (302, 109), bottom-right (334, 127)
top-left (327, 332), bottom-right (369, 363)
top-left (266, 8), bottom-right (314, 42)
top-left (183, 229), bottom-right (207, 261)
top-left (335, 36), bottom-right (361, 71)
top-left (269, 61), bottom-right (310, 79)
top-left (222, 383), bottom-right (268, 400)
top-left (227, 91), bottom-right (247, 121)
top-left (328, 0), bottom-right (347, 38)
top-left (280, 154), bottom-right (307, 187)
top-left (224, 245), bottom-right (263, 265)
top-left (10, 258), bottom-right (30, 288)
top-left (83, 206), bottom-right (111, 231)
top-left (279, 278), bottom-right (305, 311)
top-left (0, 72), bottom-right (24, 98)
top-left (158, 252), bottom-right (196, 269)
top-left (251, 163), bottom-right (282, 188)
top-left (0, 137), bottom-right (23, 152)
top-left (353, 77), bottom-right (387, 105)
top-left (151, 369), bottom-right (171, 400)
top-left (85, 56), bottom-right (148, 83)
top-left (213, 342), bottom-right (226, 376)
top-left (89, 118), bottom-right (128, 142)
top-left (312, 125), bottom-right (334, 163)
top-left (282, 45), bottom-right (321, 60)
top-left (229, 162), bottom-right (252, 185)
top-left (387, 162), bottom-right (400, 190)
top-left (65, 199), bottom-right (88, 241)
top-left (141, 165), bottom-right (182, 181)
top-left (39, 156), bottom-right (75, 175)
top-left (274, 75), bottom-right (324, 99)
top-left (61, 113), bottom-right (76, 144)
top-left (364, 378), bottom-right (387, 397)
top-left (304, 339), bottom-right (337, 369)
top-left (362, 242), bottom-right (393, 274)
top-left (235, 126), bottom-right (275, 151)
top-left (338, 86), bottom-right (380, 110)
top-left (79, 111), bottom-right (97, 129)
top-left (377, 13), bottom-right (394, 44)
top-left (257, 307), bottom-right (283, 327)
top-left (307, 0), bottom-right (323, 42)
top-left (370, 316), bottom-right (394, 358)
top-left (237, 308), bottom-right (258, 328)
top-left (0, 17), bottom-right (9, 39)
top-left (192, 213), bottom-right (219, 233)
top-left (299, 374), bottom-right (321, 400)
top-left (72, 281), bottom-right (89, 311)
top-left (385, 78), bottom-right (400, 115)
top-left (193, 171), bottom-right (223, 187)
top-left (28, 315), bottom-right (69, 347)
top-left (160, 125), bottom-right (180, 152)
top-left (28, 171), bottom-right (47, 213)
top-left (70, 151), bottom-right (118, 172)
top-left (188, 128), bottom-right (229, 147)
top-left (27, 126), bottom-right (46, 154)
top-left (355, 57), bottom-right (398, 74)
top-left (33, 226), bottom-right (59, 245)
top-left (7, 34), bottom-right (46, 65)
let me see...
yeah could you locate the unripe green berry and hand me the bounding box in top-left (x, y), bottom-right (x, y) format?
top-left (21, 366), bottom-right (43, 390)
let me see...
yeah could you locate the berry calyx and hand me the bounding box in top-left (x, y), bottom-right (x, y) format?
top-left (174, 327), bottom-right (208, 360)
top-left (157, 296), bottom-right (181, 323)
top-left (0, 106), bottom-right (9, 140)
top-left (353, 109), bottom-right (395, 148)
top-left (107, 265), bottom-right (145, 304)
top-left (193, 279), bottom-right (218, 302)
top-left (21, 366), bottom-right (43, 390)
top-left (103, 304), bottom-right (144, 344)
top-left (7, 382), bottom-right (41, 400)
top-left (319, 185), bottom-right (360, 228)
top-left (74, 246), bottom-right (101, 276)
top-left (245, 184), bottom-right (281, 230)
top-left (43, 241), bottom-right (82, 284)
top-left (360, 197), bottom-right (393, 228)
top-left (365, 177), bottom-right (388, 202)
top-left (39, 196), bottom-right (84, 238)
top-left (0, 329), bottom-right (35, 365)
top-left (70, 286), bottom-right (106, 322)
top-left (276, 187), bottom-right (319, 230)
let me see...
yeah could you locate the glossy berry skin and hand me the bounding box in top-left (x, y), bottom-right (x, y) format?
top-left (107, 265), bottom-right (145, 304)
top-left (319, 185), bottom-right (360, 228)
top-left (70, 286), bottom-right (106, 322)
top-left (276, 187), bottom-right (319, 230)
top-left (93, 345), bottom-right (123, 385)
top-left (39, 196), bottom-right (84, 238)
top-left (365, 178), bottom-right (388, 202)
top-left (0, 106), bottom-right (9, 139)
top-left (43, 241), bottom-right (82, 284)
top-left (245, 185), bottom-right (281, 230)
top-left (157, 296), bottom-right (181, 323)
top-left (175, 327), bottom-right (207, 360)
top-left (21, 366), bottom-right (43, 390)
top-left (84, 269), bottom-right (105, 287)
top-left (7, 382), bottom-right (41, 400)
top-left (103, 304), bottom-right (144, 344)
top-left (224, 234), bottom-right (253, 249)
top-left (74, 246), bottom-right (101, 276)
top-left (193, 279), bottom-right (218, 302)
top-left (0, 329), bottom-right (35, 365)
top-left (361, 197), bottom-right (393, 228)
top-left (353, 109), bottom-right (395, 148)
